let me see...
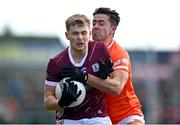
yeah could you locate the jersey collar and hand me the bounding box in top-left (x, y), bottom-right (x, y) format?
top-left (68, 47), bottom-right (88, 67)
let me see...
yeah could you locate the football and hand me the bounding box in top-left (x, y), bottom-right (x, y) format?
top-left (55, 78), bottom-right (86, 108)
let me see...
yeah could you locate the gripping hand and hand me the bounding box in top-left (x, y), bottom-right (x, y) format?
top-left (61, 67), bottom-right (88, 83)
top-left (98, 59), bottom-right (114, 79)
top-left (58, 81), bottom-right (82, 107)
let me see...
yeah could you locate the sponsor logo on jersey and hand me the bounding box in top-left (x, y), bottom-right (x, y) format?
top-left (114, 58), bottom-right (129, 71)
top-left (114, 58), bottom-right (128, 67)
top-left (91, 63), bottom-right (99, 72)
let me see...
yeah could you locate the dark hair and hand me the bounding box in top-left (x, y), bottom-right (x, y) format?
top-left (93, 7), bottom-right (120, 27)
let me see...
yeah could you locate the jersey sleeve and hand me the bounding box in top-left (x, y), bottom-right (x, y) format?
top-left (111, 48), bottom-right (130, 73)
top-left (45, 59), bottom-right (59, 86)
top-left (113, 57), bottom-right (129, 72)
top-left (93, 41), bottom-right (111, 63)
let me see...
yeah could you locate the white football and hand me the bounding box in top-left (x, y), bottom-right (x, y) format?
top-left (55, 78), bottom-right (86, 108)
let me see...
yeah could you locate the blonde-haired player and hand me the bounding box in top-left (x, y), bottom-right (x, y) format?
top-left (44, 13), bottom-right (113, 124)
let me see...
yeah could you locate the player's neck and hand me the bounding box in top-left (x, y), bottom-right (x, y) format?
top-left (105, 37), bottom-right (113, 46)
top-left (71, 48), bottom-right (87, 63)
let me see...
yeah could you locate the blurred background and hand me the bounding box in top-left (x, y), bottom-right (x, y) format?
top-left (0, 0), bottom-right (180, 124)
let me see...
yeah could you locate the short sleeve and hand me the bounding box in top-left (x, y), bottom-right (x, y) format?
top-left (46, 59), bottom-right (59, 82)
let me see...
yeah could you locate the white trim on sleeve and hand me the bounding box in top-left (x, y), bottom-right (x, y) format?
top-left (114, 66), bottom-right (129, 71)
top-left (45, 80), bottom-right (59, 86)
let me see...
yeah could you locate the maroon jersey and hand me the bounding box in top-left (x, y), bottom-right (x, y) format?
top-left (45, 41), bottom-right (110, 120)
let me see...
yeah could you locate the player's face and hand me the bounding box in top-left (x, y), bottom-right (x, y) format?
top-left (66, 24), bottom-right (91, 52)
top-left (92, 14), bottom-right (114, 42)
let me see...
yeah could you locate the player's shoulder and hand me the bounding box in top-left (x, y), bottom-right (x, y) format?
top-left (50, 47), bottom-right (68, 63)
top-left (90, 40), bottom-right (105, 45)
top-left (89, 40), bottom-right (107, 49)
top-left (110, 41), bottom-right (130, 59)
top-left (114, 41), bottom-right (128, 54)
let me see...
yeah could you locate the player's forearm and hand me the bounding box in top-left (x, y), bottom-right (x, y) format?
top-left (87, 74), bottom-right (122, 95)
top-left (44, 95), bottom-right (61, 110)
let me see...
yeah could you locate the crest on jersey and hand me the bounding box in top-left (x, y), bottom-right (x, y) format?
top-left (92, 63), bottom-right (99, 72)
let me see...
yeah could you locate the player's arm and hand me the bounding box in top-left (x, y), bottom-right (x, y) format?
top-left (44, 59), bottom-right (62, 110)
top-left (60, 59), bottom-right (128, 95)
top-left (44, 84), bottom-right (61, 110)
top-left (87, 69), bottom-right (128, 95)
top-left (87, 58), bottom-right (129, 95)
top-left (85, 42), bottom-right (128, 95)
top-left (44, 80), bottom-right (81, 110)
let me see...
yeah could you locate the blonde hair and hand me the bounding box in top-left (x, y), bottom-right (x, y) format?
top-left (65, 14), bottom-right (91, 31)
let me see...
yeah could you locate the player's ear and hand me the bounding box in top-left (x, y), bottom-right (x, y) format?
top-left (65, 32), bottom-right (70, 40)
top-left (112, 26), bottom-right (117, 32)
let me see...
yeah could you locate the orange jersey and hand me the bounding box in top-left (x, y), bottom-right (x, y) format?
top-left (106, 40), bottom-right (144, 124)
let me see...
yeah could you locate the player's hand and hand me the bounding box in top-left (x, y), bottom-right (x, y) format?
top-left (98, 59), bottom-right (114, 79)
top-left (58, 81), bottom-right (82, 108)
top-left (60, 67), bottom-right (88, 83)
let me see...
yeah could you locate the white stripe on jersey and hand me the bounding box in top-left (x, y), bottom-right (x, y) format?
top-left (114, 66), bottom-right (128, 71)
top-left (45, 80), bottom-right (58, 86)
top-left (88, 41), bottom-right (97, 62)
top-left (122, 58), bottom-right (128, 64)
